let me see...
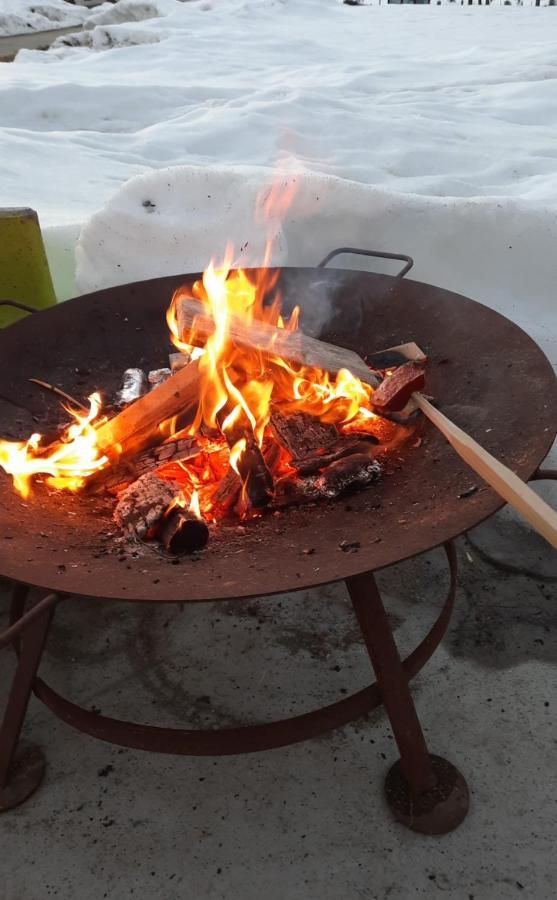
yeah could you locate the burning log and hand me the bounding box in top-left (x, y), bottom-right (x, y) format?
top-left (95, 359), bottom-right (201, 464)
top-left (86, 437), bottom-right (200, 494)
top-left (169, 352), bottom-right (191, 373)
top-left (213, 466), bottom-right (241, 512)
top-left (175, 296), bottom-right (380, 387)
top-left (234, 435), bottom-right (274, 508)
top-left (159, 505), bottom-right (209, 554)
top-left (217, 410), bottom-right (274, 509)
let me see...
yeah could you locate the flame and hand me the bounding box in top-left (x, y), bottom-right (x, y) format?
top-left (189, 488), bottom-right (201, 520)
top-left (0, 393), bottom-right (107, 498)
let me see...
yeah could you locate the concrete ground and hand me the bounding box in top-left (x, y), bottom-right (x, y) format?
top-left (0, 509), bottom-right (556, 900)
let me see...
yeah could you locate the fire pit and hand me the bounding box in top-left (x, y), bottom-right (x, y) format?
top-left (0, 248), bottom-right (555, 834)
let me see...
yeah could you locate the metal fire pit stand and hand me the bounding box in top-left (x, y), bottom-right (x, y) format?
top-left (0, 252), bottom-right (555, 835)
top-left (1, 545), bottom-right (468, 834)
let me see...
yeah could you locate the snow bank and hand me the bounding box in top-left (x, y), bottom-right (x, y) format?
top-left (76, 165), bottom-right (288, 291)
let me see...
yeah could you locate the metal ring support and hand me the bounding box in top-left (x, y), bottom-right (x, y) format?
top-left (26, 543), bottom-right (457, 756)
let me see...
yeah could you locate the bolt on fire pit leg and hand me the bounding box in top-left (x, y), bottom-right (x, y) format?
top-left (345, 571), bottom-right (469, 835)
top-left (0, 588), bottom-right (55, 812)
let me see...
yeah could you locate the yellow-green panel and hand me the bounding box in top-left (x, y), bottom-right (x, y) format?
top-left (0, 208), bottom-right (57, 328)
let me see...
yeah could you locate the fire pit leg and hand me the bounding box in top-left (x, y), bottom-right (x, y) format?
top-left (0, 587), bottom-right (55, 812)
top-left (346, 571), bottom-right (469, 835)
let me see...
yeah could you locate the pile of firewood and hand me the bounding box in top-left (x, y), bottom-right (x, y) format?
top-left (93, 296), bottom-right (423, 555)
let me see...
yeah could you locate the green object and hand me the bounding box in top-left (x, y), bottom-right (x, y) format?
top-left (0, 208), bottom-right (57, 328)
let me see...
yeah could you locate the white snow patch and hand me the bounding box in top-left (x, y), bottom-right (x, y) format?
top-left (51, 22), bottom-right (162, 52)
top-left (84, 0), bottom-right (169, 28)
top-left (2, 4), bottom-right (556, 222)
top-left (0, 0), bottom-right (90, 37)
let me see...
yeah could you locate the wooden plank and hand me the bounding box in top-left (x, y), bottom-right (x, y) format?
top-left (95, 360), bottom-right (201, 462)
top-left (176, 297), bottom-right (380, 387)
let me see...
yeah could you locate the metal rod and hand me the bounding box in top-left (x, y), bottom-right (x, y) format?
top-left (346, 571), bottom-right (436, 795)
top-left (0, 593), bottom-right (60, 650)
top-left (0, 596), bottom-right (55, 788)
top-left (317, 247), bottom-right (414, 278)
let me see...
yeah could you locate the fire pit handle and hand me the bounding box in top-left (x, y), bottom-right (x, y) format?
top-left (531, 468), bottom-right (557, 482)
top-left (317, 248), bottom-right (414, 278)
top-left (0, 300), bottom-right (37, 316)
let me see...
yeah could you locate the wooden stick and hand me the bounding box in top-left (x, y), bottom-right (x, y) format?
top-left (29, 378), bottom-right (87, 412)
top-left (415, 394), bottom-right (557, 550)
top-left (176, 297), bottom-right (380, 387)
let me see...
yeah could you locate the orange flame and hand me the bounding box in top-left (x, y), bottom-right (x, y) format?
top-left (189, 488), bottom-right (201, 520)
top-left (0, 393), bottom-right (107, 498)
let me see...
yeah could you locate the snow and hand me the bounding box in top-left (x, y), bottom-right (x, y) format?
top-left (0, 0), bottom-right (91, 37)
top-left (2, 2), bottom-right (556, 220)
top-left (1, 0), bottom-right (556, 393)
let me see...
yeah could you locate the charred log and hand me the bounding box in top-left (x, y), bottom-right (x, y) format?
top-left (113, 473), bottom-right (179, 539)
top-left (293, 437), bottom-right (379, 477)
top-left (235, 436), bottom-right (274, 508)
top-left (314, 452), bottom-right (381, 498)
top-left (159, 506), bottom-right (209, 555)
top-left (148, 368), bottom-right (171, 389)
top-left (213, 466), bottom-right (241, 512)
top-left (270, 410), bottom-right (338, 460)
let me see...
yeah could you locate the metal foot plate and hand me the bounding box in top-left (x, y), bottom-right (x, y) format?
top-left (0, 745), bottom-right (46, 812)
top-left (385, 754), bottom-right (469, 835)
